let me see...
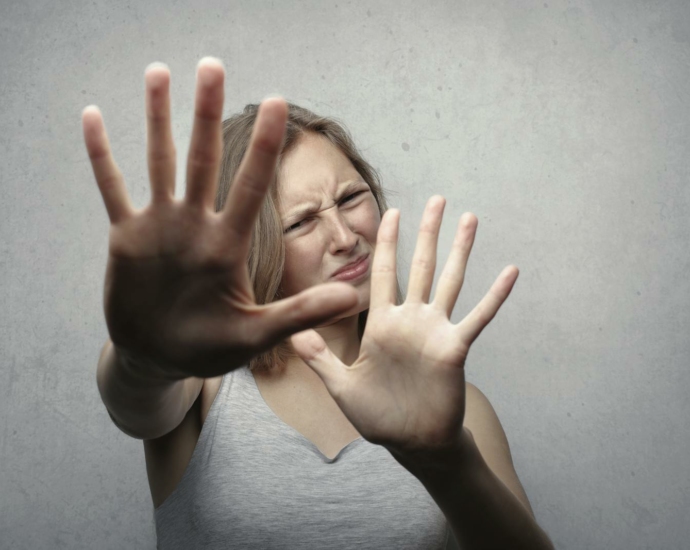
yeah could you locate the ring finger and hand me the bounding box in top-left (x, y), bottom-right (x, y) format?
top-left (432, 213), bottom-right (476, 318)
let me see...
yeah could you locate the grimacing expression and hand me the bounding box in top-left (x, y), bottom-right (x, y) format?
top-left (277, 133), bottom-right (381, 316)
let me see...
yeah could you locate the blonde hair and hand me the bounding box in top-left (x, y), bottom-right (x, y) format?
top-left (215, 101), bottom-right (403, 374)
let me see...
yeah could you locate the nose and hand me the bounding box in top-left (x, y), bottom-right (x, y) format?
top-left (325, 209), bottom-right (358, 254)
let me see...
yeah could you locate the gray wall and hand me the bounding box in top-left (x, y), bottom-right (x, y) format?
top-left (1, 0), bottom-right (688, 548)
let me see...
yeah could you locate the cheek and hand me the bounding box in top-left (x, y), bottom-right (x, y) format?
top-left (347, 199), bottom-right (380, 234)
top-left (360, 201), bottom-right (382, 238)
top-left (282, 241), bottom-right (320, 290)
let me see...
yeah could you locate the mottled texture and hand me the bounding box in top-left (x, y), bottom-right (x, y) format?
top-left (154, 366), bottom-right (450, 549)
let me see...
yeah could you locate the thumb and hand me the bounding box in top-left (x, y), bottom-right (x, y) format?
top-left (263, 282), bottom-right (359, 343)
top-left (290, 329), bottom-right (347, 398)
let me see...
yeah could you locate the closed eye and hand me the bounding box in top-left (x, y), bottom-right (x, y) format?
top-left (340, 191), bottom-right (364, 204)
top-left (283, 191), bottom-right (367, 234)
top-left (285, 218), bottom-right (311, 233)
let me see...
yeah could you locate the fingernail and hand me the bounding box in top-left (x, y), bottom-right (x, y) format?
top-left (262, 93), bottom-right (284, 103)
top-left (82, 105), bottom-right (101, 115)
top-left (198, 56), bottom-right (224, 70)
top-left (197, 57), bottom-right (224, 86)
top-left (145, 61), bottom-right (169, 74)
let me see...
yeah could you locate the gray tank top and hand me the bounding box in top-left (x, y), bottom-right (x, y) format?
top-left (154, 365), bottom-right (451, 549)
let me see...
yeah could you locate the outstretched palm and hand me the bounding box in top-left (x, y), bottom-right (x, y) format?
top-left (83, 59), bottom-right (360, 381)
top-left (291, 196), bottom-right (519, 457)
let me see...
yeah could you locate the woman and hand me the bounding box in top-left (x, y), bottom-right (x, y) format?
top-left (89, 57), bottom-right (554, 549)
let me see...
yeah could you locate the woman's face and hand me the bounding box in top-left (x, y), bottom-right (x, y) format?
top-left (277, 133), bottom-right (382, 318)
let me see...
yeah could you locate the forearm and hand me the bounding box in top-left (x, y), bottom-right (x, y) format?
top-left (96, 340), bottom-right (195, 440)
top-left (391, 430), bottom-right (555, 550)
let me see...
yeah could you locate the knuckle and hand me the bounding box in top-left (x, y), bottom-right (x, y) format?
top-left (372, 264), bottom-right (395, 274)
top-left (439, 270), bottom-right (462, 284)
top-left (252, 134), bottom-right (279, 156)
top-left (194, 104), bottom-right (219, 123)
top-left (99, 173), bottom-right (121, 193)
top-left (188, 145), bottom-right (218, 168)
top-left (88, 142), bottom-right (109, 161)
top-left (149, 150), bottom-right (175, 165)
top-left (475, 304), bottom-right (492, 325)
top-left (149, 81), bottom-right (168, 97)
top-left (289, 296), bottom-right (311, 325)
top-left (146, 106), bottom-right (168, 120)
top-left (411, 257), bottom-right (434, 270)
top-left (234, 169), bottom-right (268, 198)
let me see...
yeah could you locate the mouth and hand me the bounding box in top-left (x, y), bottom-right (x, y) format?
top-left (330, 254), bottom-right (370, 281)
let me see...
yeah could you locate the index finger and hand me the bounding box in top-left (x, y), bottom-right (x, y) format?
top-left (82, 106), bottom-right (134, 225)
top-left (221, 97), bottom-right (287, 250)
top-left (369, 208), bottom-right (401, 310)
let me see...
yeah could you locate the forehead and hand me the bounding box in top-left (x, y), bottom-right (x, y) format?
top-left (277, 134), bottom-right (362, 210)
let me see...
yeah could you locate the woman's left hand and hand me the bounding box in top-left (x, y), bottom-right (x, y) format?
top-left (290, 195), bottom-right (519, 460)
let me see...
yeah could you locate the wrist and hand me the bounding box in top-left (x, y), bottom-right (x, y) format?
top-left (112, 343), bottom-right (186, 384)
top-left (388, 427), bottom-right (479, 479)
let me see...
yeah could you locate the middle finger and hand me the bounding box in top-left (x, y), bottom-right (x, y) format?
top-left (145, 62), bottom-right (176, 204)
top-left (406, 195), bottom-right (445, 304)
top-left (185, 57), bottom-right (225, 209)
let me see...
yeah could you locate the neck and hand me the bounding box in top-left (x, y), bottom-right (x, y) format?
top-left (285, 311), bottom-right (363, 379)
top-left (313, 311), bottom-right (362, 366)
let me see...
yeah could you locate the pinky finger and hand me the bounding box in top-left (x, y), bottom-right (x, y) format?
top-left (455, 265), bottom-right (519, 346)
top-left (82, 106), bottom-right (134, 224)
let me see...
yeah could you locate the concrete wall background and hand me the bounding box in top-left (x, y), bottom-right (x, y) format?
top-left (1, 0), bottom-right (688, 548)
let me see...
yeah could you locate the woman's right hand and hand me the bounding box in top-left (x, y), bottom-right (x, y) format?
top-left (82, 58), bottom-right (359, 380)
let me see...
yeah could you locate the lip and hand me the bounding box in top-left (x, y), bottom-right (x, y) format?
top-left (331, 254), bottom-right (370, 281)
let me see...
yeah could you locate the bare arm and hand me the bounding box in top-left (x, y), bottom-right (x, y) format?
top-left (85, 61), bottom-right (357, 440)
top-left (96, 339), bottom-right (204, 440)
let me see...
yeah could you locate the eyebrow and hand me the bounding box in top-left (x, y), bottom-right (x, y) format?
top-left (282, 178), bottom-right (367, 224)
